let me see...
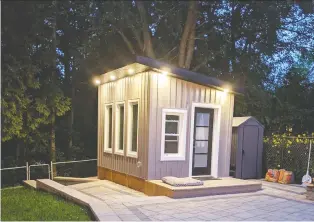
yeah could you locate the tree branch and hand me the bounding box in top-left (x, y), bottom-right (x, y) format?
top-left (279, 27), bottom-right (313, 39)
top-left (160, 46), bottom-right (178, 60)
top-left (136, 1), bottom-right (155, 58)
top-left (103, 19), bottom-right (136, 55)
top-left (185, 15), bottom-right (197, 69)
top-left (192, 57), bottom-right (210, 72)
top-left (117, 30), bottom-right (136, 55)
top-left (178, 1), bottom-right (197, 68)
top-left (130, 26), bottom-right (144, 51)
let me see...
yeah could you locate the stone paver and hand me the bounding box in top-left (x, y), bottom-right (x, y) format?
top-left (39, 179), bottom-right (314, 221)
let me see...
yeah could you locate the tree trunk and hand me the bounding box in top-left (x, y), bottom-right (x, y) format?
top-left (51, 113), bottom-right (57, 176)
top-left (136, 1), bottom-right (155, 58)
top-left (178, 1), bottom-right (197, 68)
top-left (68, 84), bottom-right (74, 160)
top-left (63, 41), bottom-right (73, 160)
top-left (230, 3), bottom-right (237, 74)
top-left (184, 6), bottom-right (197, 69)
top-left (51, 0), bottom-right (57, 176)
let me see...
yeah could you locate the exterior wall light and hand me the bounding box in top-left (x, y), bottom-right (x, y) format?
top-left (95, 79), bottom-right (101, 85)
top-left (161, 68), bottom-right (170, 75)
top-left (128, 68), bottom-right (135, 74)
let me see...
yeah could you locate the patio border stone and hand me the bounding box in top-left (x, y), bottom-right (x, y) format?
top-left (36, 179), bottom-right (120, 221)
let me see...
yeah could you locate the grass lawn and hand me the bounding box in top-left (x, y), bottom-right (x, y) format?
top-left (1, 186), bottom-right (92, 221)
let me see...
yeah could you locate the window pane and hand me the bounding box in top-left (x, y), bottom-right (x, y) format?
top-left (195, 127), bottom-right (209, 140)
top-left (108, 107), bottom-right (112, 148)
top-left (194, 154), bottom-right (208, 167)
top-left (131, 104), bottom-right (138, 152)
top-left (165, 141), bottom-right (178, 154)
top-left (165, 122), bottom-right (178, 134)
top-left (165, 135), bottom-right (178, 141)
top-left (166, 115), bottom-right (179, 121)
top-left (194, 141), bottom-right (208, 153)
top-left (119, 106), bottom-right (124, 151)
top-left (196, 113), bottom-right (210, 126)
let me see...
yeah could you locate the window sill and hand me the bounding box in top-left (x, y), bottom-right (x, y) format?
top-left (160, 155), bottom-right (185, 161)
top-left (114, 150), bottom-right (125, 156)
top-left (126, 152), bottom-right (138, 158)
top-left (104, 149), bottom-right (113, 154)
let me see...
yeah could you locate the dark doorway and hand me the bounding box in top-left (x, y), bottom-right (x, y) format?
top-left (192, 107), bottom-right (214, 175)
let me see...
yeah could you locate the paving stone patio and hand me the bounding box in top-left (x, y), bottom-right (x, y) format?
top-left (65, 179), bottom-right (314, 221)
top-left (34, 179), bottom-right (314, 221)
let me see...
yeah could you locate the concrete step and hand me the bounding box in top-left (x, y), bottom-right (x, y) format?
top-left (23, 180), bottom-right (37, 189)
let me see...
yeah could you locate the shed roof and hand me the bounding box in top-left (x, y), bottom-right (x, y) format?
top-left (232, 116), bottom-right (264, 128)
top-left (98, 56), bottom-right (244, 94)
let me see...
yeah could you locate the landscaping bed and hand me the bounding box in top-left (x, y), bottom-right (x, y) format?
top-left (1, 186), bottom-right (92, 221)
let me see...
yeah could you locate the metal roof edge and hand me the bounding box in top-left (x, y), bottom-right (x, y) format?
top-left (135, 56), bottom-right (244, 95)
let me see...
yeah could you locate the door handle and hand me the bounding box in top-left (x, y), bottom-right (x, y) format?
top-left (242, 149), bottom-right (245, 155)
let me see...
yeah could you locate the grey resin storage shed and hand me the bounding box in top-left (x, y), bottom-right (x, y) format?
top-left (230, 117), bottom-right (264, 179)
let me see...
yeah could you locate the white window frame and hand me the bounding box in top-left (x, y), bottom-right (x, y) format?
top-left (160, 109), bottom-right (187, 161)
top-left (114, 101), bottom-right (125, 156)
top-left (127, 99), bottom-right (140, 158)
top-left (104, 103), bottom-right (113, 153)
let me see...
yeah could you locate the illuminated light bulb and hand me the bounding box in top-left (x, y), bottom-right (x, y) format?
top-left (110, 75), bottom-right (116, 80)
top-left (161, 67), bottom-right (170, 75)
top-left (95, 79), bottom-right (101, 85)
top-left (128, 68), bottom-right (135, 74)
top-left (224, 88), bottom-right (229, 93)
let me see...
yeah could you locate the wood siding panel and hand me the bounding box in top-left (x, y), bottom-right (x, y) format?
top-left (147, 73), bottom-right (158, 179)
top-left (218, 93), bottom-right (234, 176)
top-left (97, 86), bottom-right (101, 167)
top-left (97, 72), bottom-right (149, 179)
top-left (148, 71), bottom-right (234, 179)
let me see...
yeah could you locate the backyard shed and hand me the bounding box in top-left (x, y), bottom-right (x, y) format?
top-left (96, 56), bottom-right (243, 192)
top-left (230, 117), bottom-right (264, 179)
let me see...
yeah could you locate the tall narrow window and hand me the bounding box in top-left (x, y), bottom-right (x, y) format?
top-left (161, 109), bottom-right (187, 161)
top-left (104, 104), bottom-right (113, 153)
top-left (127, 100), bottom-right (139, 157)
top-left (115, 102), bottom-right (125, 155)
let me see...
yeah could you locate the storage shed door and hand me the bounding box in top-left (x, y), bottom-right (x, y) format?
top-left (241, 126), bottom-right (259, 179)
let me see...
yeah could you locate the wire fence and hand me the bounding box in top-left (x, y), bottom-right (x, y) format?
top-left (0, 159), bottom-right (97, 188)
top-left (264, 136), bottom-right (314, 183)
top-left (52, 159), bottom-right (97, 179)
top-left (1, 165), bottom-right (28, 188)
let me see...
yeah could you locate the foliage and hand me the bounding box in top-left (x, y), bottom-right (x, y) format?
top-left (1, 1), bottom-right (314, 172)
top-left (263, 133), bottom-right (314, 183)
top-left (1, 187), bottom-right (91, 221)
top-left (264, 132), bottom-right (314, 148)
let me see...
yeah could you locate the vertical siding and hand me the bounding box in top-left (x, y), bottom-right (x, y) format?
top-left (97, 85), bottom-right (101, 167)
top-left (97, 72), bottom-right (150, 179)
top-left (148, 71), bottom-right (234, 179)
top-left (218, 93), bottom-right (234, 176)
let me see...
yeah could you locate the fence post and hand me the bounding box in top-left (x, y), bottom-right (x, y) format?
top-left (50, 161), bottom-right (53, 180)
top-left (281, 145), bottom-right (284, 169)
top-left (26, 162), bottom-right (29, 180)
